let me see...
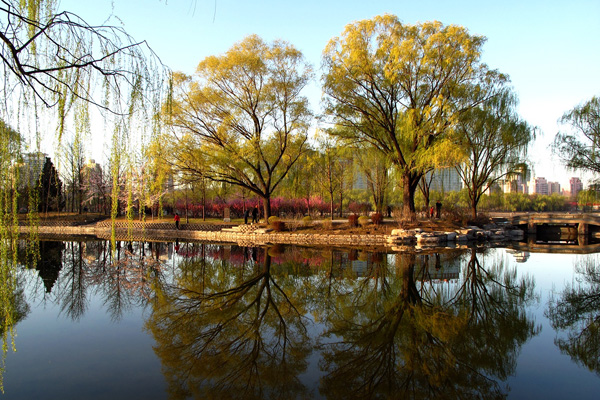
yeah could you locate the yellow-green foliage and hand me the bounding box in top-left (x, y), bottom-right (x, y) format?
top-left (166, 35), bottom-right (312, 218)
top-left (358, 215), bottom-right (370, 226)
top-left (322, 15), bottom-right (506, 219)
top-left (302, 215), bottom-right (312, 226)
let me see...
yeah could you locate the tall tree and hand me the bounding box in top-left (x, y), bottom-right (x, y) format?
top-left (354, 146), bottom-right (391, 214)
top-left (552, 96), bottom-right (600, 178)
top-left (0, 0), bottom-right (168, 225)
top-left (547, 255), bottom-right (600, 375)
top-left (166, 35), bottom-right (313, 219)
top-left (60, 136), bottom-right (86, 213)
top-left (455, 88), bottom-right (534, 218)
top-left (38, 156), bottom-right (62, 213)
top-left (278, 147), bottom-right (319, 215)
top-left (322, 15), bottom-right (506, 221)
top-left (315, 132), bottom-right (345, 219)
top-left (0, 0), bottom-right (167, 380)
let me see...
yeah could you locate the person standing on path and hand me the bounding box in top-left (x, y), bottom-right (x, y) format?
top-left (244, 208), bottom-right (250, 224)
top-left (174, 212), bottom-right (180, 230)
top-left (251, 207), bottom-right (258, 224)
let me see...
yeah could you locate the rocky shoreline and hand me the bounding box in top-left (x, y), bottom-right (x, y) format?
top-left (20, 220), bottom-right (526, 249)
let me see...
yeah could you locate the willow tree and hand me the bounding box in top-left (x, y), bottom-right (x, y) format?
top-left (166, 35), bottom-right (313, 219)
top-left (455, 88), bottom-right (534, 218)
top-left (0, 0), bottom-right (168, 387)
top-left (552, 96), bottom-right (600, 177)
top-left (322, 15), bottom-right (506, 221)
top-left (0, 0), bottom-right (169, 223)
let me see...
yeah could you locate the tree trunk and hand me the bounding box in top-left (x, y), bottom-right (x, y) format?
top-left (329, 190), bottom-right (334, 220)
top-left (263, 196), bottom-right (271, 220)
top-left (471, 195), bottom-right (478, 219)
top-left (202, 185), bottom-right (206, 221)
top-left (401, 173), bottom-right (420, 222)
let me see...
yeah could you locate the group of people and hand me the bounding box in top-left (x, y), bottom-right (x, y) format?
top-left (429, 200), bottom-right (442, 218)
top-left (244, 207), bottom-right (259, 224)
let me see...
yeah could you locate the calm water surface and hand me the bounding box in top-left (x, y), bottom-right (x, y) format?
top-left (2, 239), bottom-right (600, 399)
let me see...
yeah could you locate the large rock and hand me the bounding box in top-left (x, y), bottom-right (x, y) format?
top-left (456, 234), bottom-right (469, 242)
top-left (506, 229), bottom-right (525, 239)
top-left (445, 232), bottom-right (458, 241)
top-left (489, 230), bottom-right (506, 240)
top-left (388, 229), bottom-right (419, 244)
top-left (416, 232), bottom-right (448, 244)
top-left (456, 229), bottom-right (477, 239)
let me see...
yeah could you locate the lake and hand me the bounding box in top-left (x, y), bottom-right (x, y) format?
top-left (2, 238), bottom-right (600, 399)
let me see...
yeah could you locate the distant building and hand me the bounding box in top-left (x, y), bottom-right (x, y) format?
top-left (570, 177), bottom-right (583, 199)
top-left (353, 169), bottom-right (367, 190)
top-left (164, 172), bottom-right (175, 193)
top-left (426, 167), bottom-right (462, 192)
top-left (19, 152), bottom-right (47, 188)
top-left (532, 177), bottom-right (549, 195)
top-left (548, 181), bottom-right (561, 195)
top-left (82, 159), bottom-right (104, 212)
top-left (501, 175), bottom-right (528, 194)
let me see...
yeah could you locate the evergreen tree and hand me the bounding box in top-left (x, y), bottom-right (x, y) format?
top-left (38, 157), bottom-right (62, 213)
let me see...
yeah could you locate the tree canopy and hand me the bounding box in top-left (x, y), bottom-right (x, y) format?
top-left (166, 35), bottom-right (313, 219)
top-left (553, 96), bottom-right (600, 181)
top-left (455, 88), bottom-right (534, 218)
top-left (321, 15), bottom-right (507, 220)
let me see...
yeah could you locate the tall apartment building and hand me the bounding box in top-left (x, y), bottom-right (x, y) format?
top-left (19, 152), bottom-right (48, 188)
top-left (570, 177), bottom-right (583, 199)
top-left (426, 167), bottom-right (462, 193)
top-left (548, 181), bottom-right (561, 195)
top-left (502, 175), bottom-right (528, 194)
top-left (531, 177), bottom-right (549, 195)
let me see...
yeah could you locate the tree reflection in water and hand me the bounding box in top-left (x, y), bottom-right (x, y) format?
top-left (316, 247), bottom-right (539, 399)
top-left (0, 274), bottom-right (28, 393)
top-left (146, 246), bottom-right (312, 400)
top-left (144, 245), bottom-right (540, 399)
top-left (547, 254), bottom-right (600, 375)
top-left (18, 239), bottom-right (166, 322)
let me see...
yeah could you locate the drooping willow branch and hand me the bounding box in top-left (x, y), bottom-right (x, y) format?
top-left (0, 0), bottom-right (168, 114)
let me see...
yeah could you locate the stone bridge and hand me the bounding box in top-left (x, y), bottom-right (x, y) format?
top-left (503, 212), bottom-right (600, 236)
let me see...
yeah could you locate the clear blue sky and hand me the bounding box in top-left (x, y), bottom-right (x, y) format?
top-left (60, 0), bottom-right (600, 188)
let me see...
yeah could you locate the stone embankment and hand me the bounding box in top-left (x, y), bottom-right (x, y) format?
top-left (20, 220), bottom-right (526, 248)
top-left (386, 225), bottom-right (524, 250)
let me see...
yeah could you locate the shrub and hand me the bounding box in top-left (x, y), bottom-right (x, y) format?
top-left (302, 215), bottom-right (312, 227)
top-left (371, 212), bottom-right (383, 225)
top-left (321, 219), bottom-right (333, 230)
top-left (271, 220), bottom-right (286, 231)
top-left (348, 214), bottom-right (358, 227)
top-left (267, 216), bottom-right (279, 225)
top-left (358, 216), bottom-right (370, 226)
